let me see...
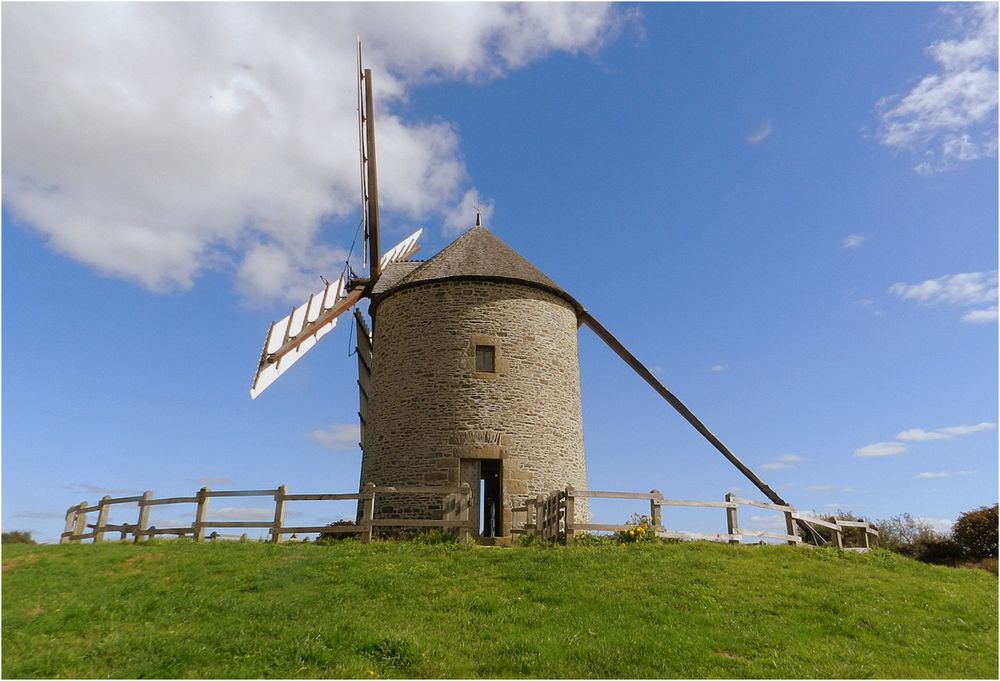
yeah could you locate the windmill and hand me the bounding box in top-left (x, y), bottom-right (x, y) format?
top-left (250, 51), bottom-right (820, 543)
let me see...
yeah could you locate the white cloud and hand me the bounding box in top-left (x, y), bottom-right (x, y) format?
top-left (211, 507), bottom-right (274, 521)
top-left (14, 511), bottom-right (67, 520)
top-left (915, 471), bottom-right (950, 479)
top-left (896, 428), bottom-right (950, 442)
top-left (310, 423), bottom-right (361, 450)
top-left (876, 3), bottom-right (998, 173)
top-left (962, 306), bottom-right (999, 324)
top-left (897, 421), bottom-right (995, 441)
top-left (746, 122), bottom-right (772, 145)
top-left (760, 453), bottom-right (805, 470)
top-left (442, 188), bottom-right (495, 236)
top-left (1, 3), bottom-right (620, 304)
top-left (63, 483), bottom-right (140, 496)
top-left (937, 422), bottom-right (996, 437)
top-left (842, 233), bottom-right (867, 249)
top-left (889, 271), bottom-right (998, 322)
top-left (710, 364), bottom-right (730, 373)
top-left (195, 476), bottom-right (236, 487)
top-left (854, 441), bottom-right (907, 458)
top-left (915, 516), bottom-right (954, 534)
top-left (805, 485), bottom-right (834, 492)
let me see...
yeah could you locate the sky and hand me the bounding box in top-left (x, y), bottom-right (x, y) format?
top-left (3, 2), bottom-right (997, 543)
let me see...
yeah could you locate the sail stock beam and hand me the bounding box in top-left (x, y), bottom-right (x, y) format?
top-left (579, 309), bottom-right (823, 544)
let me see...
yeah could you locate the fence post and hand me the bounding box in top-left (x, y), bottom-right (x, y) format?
top-left (61, 504), bottom-right (78, 544)
top-left (536, 494), bottom-right (545, 539)
top-left (72, 501), bottom-right (88, 543)
top-left (650, 489), bottom-right (662, 531)
top-left (361, 482), bottom-right (376, 544)
top-left (459, 482), bottom-right (471, 544)
top-left (784, 508), bottom-right (798, 546)
top-left (832, 521), bottom-right (844, 549)
top-left (725, 493), bottom-right (740, 544)
top-left (526, 497), bottom-right (536, 536)
top-left (564, 486), bottom-right (576, 545)
top-left (193, 487), bottom-right (209, 542)
top-left (862, 523), bottom-right (871, 550)
top-left (93, 496), bottom-right (111, 543)
top-left (271, 485), bottom-right (287, 544)
top-left (135, 491), bottom-right (152, 543)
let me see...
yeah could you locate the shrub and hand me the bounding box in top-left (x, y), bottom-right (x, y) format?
top-left (614, 513), bottom-right (657, 544)
top-left (412, 529), bottom-right (459, 545)
top-left (952, 503), bottom-right (998, 561)
top-left (1, 531), bottom-right (35, 545)
top-left (571, 532), bottom-right (613, 547)
top-left (918, 538), bottom-right (965, 566)
top-left (515, 533), bottom-right (553, 547)
top-left (316, 519), bottom-right (361, 543)
top-left (876, 513), bottom-right (948, 559)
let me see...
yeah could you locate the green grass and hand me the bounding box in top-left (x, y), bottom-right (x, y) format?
top-left (3, 540), bottom-right (996, 678)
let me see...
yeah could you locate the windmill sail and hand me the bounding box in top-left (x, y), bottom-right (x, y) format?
top-left (379, 228), bottom-right (423, 268)
top-left (250, 275), bottom-right (360, 399)
top-left (249, 229), bottom-right (424, 399)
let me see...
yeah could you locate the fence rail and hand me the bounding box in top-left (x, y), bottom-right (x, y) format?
top-left (61, 482), bottom-right (473, 544)
top-left (512, 487), bottom-right (878, 550)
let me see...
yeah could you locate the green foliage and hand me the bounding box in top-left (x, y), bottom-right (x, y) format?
top-left (613, 513), bottom-right (658, 543)
top-left (2, 541), bottom-right (996, 678)
top-left (876, 513), bottom-right (947, 558)
top-left (411, 529), bottom-right (458, 545)
top-left (570, 531), bottom-right (614, 546)
top-left (315, 519), bottom-right (360, 543)
top-left (1, 531), bottom-right (35, 545)
top-left (514, 533), bottom-right (553, 547)
top-left (953, 503), bottom-right (999, 561)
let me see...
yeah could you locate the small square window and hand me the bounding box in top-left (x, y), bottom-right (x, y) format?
top-left (475, 345), bottom-right (496, 373)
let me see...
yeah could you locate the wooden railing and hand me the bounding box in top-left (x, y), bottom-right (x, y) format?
top-left (61, 483), bottom-right (473, 544)
top-left (512, 487), bottom-right (879, 550)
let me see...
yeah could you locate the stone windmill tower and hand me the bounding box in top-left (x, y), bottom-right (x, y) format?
top-left (359, 220), bottom-right (588, 537)
top-left (248, 55), bottom-right (817, 543)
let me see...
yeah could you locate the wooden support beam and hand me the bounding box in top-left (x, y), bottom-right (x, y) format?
top-left (579, 310), bottom-right (822, 545)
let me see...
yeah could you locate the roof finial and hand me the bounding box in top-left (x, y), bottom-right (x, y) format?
top-left (474, 203), bottom-right (485, 227)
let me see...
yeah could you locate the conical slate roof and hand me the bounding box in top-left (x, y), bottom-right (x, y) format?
top-left (372, 226), bottom-right (582, 314)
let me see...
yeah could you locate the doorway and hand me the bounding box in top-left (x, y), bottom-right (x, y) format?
top-left (460, 459), bottom-right (502, 541)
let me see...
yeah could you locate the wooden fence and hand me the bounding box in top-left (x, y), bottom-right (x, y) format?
top-left (61, 483), bottom-right (473, 544)
top-left (511, 487), bottom-right (879, 550)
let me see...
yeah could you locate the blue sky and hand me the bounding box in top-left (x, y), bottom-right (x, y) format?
top-left (3, 3), bottom-right (997, 543)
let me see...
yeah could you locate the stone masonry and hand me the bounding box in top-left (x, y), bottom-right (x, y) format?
top-left (359, 278), bottom-right (589, 536)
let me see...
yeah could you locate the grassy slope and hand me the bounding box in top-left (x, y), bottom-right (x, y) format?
top-left (2, 541), bottom-right (996, 679)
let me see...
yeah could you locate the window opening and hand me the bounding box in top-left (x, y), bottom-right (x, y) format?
top-left (475, 345), bottom-right (495, 373)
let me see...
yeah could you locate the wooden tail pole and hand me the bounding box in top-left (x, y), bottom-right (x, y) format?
top-left (579, 310), bottom-right (823, 544)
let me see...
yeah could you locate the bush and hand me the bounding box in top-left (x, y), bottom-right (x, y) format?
top-left (952, 503), bottom-right (998, 561)
top-left (918, 538), bottom-right (965, 566)
top-left (1, 531), bottom-right (35, 544)
top-left (412, 529), bottom-right (459, 545)
top-left (877, 513), bottom-right (948, 559)
top-left (614, 513), bottom-right (658, 544)
top-left (315, 519), bottom-right (361, 543)
top-left (515, 533), bottom-right (553, 547)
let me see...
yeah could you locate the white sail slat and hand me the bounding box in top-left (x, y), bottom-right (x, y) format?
top-left (250, 287), bottom-right (363, 399)
top-left (379, 228), bottom-right (423, 268)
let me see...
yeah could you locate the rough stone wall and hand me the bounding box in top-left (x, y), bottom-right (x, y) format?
top-left (359, 279), bottom-right (589, 535)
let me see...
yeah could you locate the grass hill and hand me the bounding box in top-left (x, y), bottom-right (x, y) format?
top-left (2, 540), bottom-right (996, 678)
